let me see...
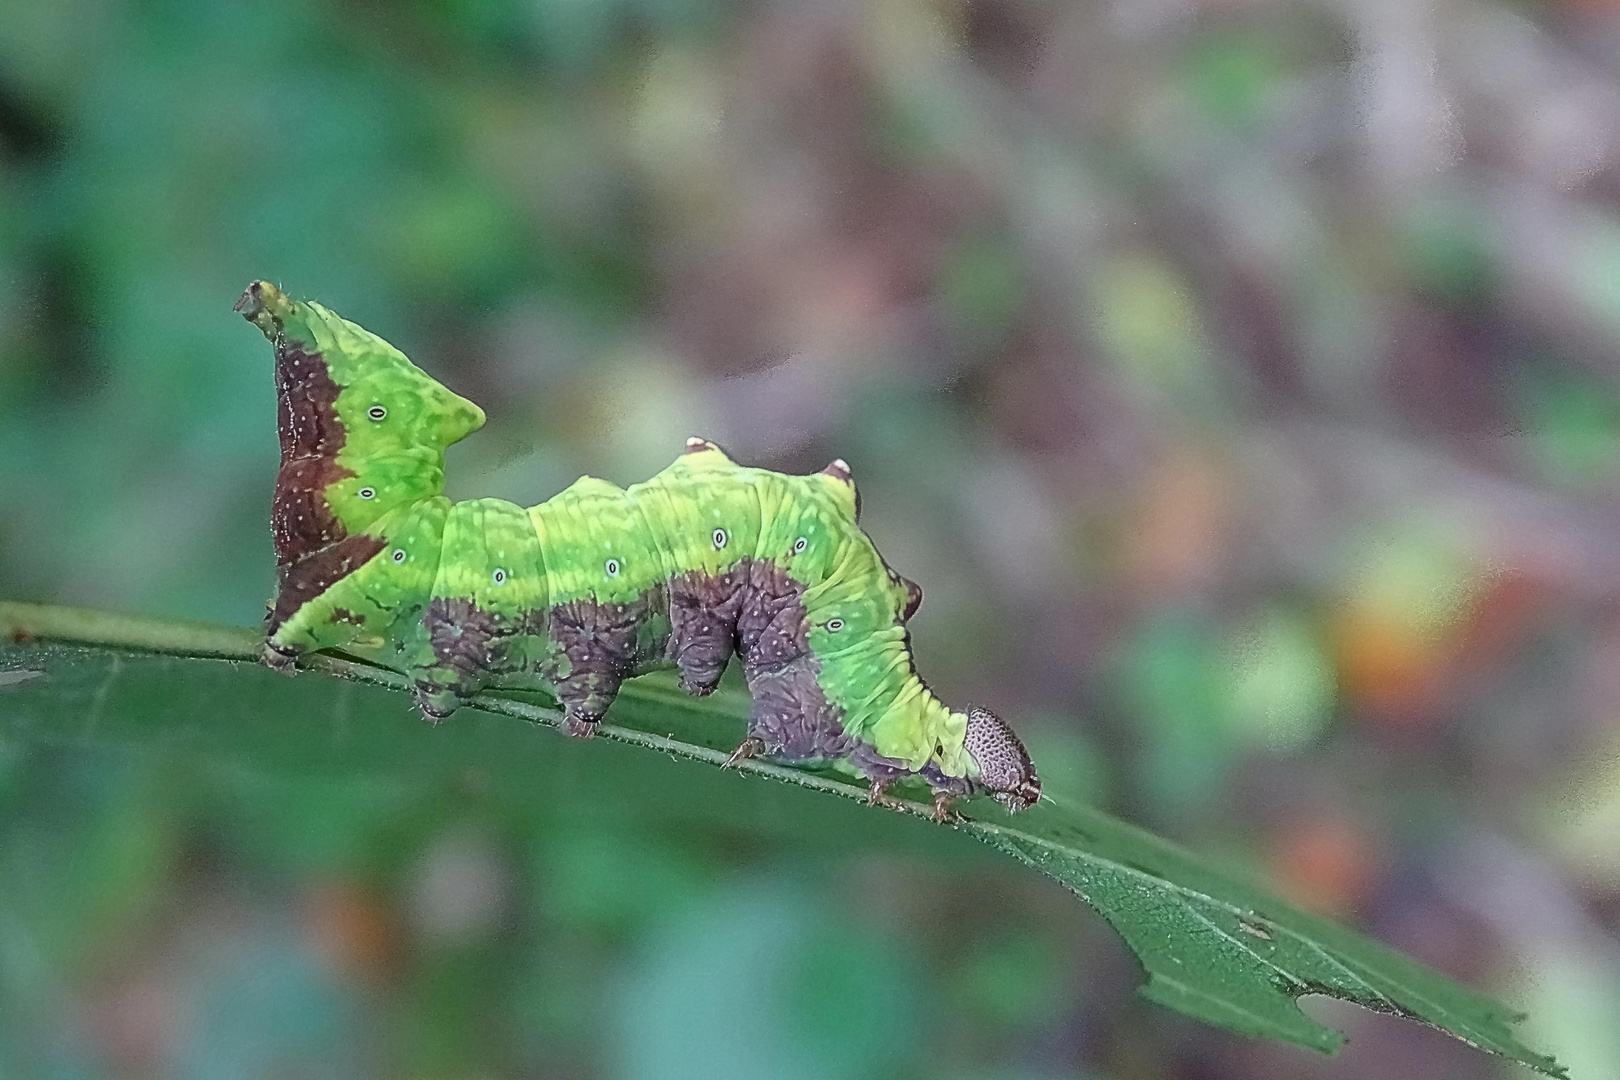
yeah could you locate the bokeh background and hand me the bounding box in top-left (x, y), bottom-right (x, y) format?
top-left (2, 0), bottom-right (1619, 1076)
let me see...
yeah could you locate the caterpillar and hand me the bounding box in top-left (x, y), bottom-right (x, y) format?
top-left (237, 281), bottom-right (1039, 820)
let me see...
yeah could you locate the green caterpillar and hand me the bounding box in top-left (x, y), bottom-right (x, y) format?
top-left (237, 281), bottom-right (1039, 820)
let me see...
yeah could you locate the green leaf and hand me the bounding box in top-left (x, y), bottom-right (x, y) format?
top-left (0, 602), bottom-right (1564, 1076)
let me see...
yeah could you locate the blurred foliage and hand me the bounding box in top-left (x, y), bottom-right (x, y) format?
top-left (4, 0), bottom-right (1620, 1076)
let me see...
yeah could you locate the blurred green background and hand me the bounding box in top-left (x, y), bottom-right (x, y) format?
top-left (3, 0), bottom-right (1620, 1076)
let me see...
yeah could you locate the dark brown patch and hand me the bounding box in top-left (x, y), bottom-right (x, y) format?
top-left (665, 557), bottom-right (852, 761)
top-left (266, 337), bottom-right (353, 569)
top-left (425, 598), bottom-right (515, 685)
top-left (412, 598), bottom-right (538, 721)
top-left (666, 564), bottom-right (750, 694)
top-left (540, 589), bottom-right (666, 728)
top-left (271, 456), bottom-right (354, 564)
top-left (669, 557), bottom-right (812, 684)
top-left (268, 534), bottom-right (387, 635)
top-left (274, 338), bottom-right (346, 463)
top-left (746, 658), bottom-right (854, 761)
top-left (329, 607), bottom-right (366, 626)
top-left (698, 559), bottom-right (853, 760)
top-left (735, 560), bottom-right (810, 677)
top-left (240, 285), bottom-right (357, 569)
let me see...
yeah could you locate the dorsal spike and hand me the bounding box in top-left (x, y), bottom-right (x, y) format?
top-left (821, 458), bottom-right (853, 482)
top-left (813, 458), bottom-right (860, 521)
top-left (900, 576), bottom-right (923, 621)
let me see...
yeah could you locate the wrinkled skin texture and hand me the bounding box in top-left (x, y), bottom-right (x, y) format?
top-left (239, 282), bottom-right (1039, 814)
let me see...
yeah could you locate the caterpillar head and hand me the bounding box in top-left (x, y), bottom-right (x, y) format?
top-left (964, 706), bottom-right (1040, 812)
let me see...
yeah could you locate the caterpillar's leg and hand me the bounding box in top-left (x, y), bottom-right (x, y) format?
top-left (866, 779), bottom-right (897, 809)
top-left (918, 762), bottom-right (976, 824)
top-left (414, 684), bottom-right (464, 725)
top-left (931, 791), bottom-right (964, 825)
top-left (409, 599), bottom-right (514, 725)
top-left (722, 735), bottom-right (764, 768)
top-left (544, 598), bottom-right (647, 738)
top-left (562, 711), bottom-right (603, 739)
top-left (550, 669), bottom-right (621, 739)
top-left (846, 748), bottom-right (912, 813)
top-left (667, 567), bottom-right (747, 696)
top-left (262, 640), bottom-right (300, 674)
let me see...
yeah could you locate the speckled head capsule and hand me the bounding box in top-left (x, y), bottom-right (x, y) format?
top-left (964, 706), bottom-right (1041, 812)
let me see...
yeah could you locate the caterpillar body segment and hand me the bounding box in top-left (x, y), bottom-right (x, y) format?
top-left (240, 281), bottom-right (1038, 816)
